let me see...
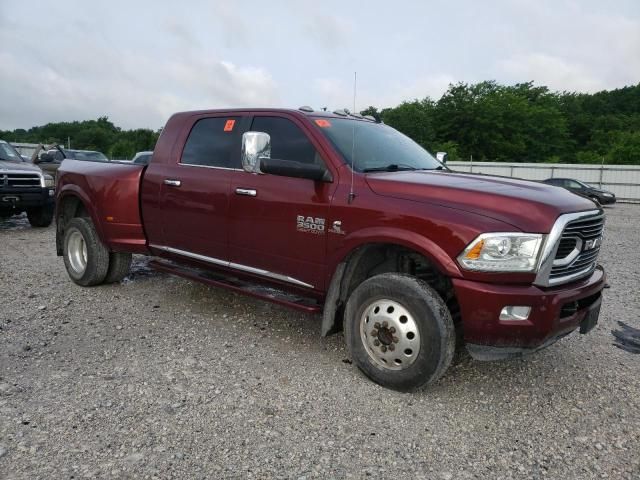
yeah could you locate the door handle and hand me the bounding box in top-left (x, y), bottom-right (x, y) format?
top-left (164, 179), bottom-right (181, 187)
top-left (235, 188), bottom-right (257, 197)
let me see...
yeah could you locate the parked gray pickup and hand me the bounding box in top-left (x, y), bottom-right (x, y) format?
top-left (0, 140), bottom-right (55, 227)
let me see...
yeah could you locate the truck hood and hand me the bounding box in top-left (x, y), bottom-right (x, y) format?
top-left (0, 160), bottom-right (42, 173)
top-left (365, 171), bottom-right (598, 232)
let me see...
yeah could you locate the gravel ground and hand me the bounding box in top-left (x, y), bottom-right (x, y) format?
top-left (1, 205), bottom-right (639, 480)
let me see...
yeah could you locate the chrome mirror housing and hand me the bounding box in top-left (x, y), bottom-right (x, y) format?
top-left (242, 131), bottom-right (271, 173)
top-left (436, 151), bottom-right (448, 164)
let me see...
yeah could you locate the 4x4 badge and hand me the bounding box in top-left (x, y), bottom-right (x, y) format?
top-left (329, 220), bottom-right (345, 235)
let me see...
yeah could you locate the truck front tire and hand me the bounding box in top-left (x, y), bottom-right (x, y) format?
top-left (27, 205), bottom-right (54, 227)
top-left (344, 273), bottom-right (456, 392)
top-left (63, 217), bottom-right (110, 286)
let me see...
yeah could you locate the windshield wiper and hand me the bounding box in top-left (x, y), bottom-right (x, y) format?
top-left (363, 164), bottom-right (419, 173)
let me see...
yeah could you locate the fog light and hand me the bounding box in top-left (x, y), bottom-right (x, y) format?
top-left (499, 306), bottom-right (531, 321)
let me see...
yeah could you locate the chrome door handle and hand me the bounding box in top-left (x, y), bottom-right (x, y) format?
top-left (235, 188), bottom-right (257, 197)
top-left (164, 179), bottom-right (181, 187)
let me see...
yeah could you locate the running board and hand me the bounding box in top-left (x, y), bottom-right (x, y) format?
top-left (149, 259), bottom-right (323, 314)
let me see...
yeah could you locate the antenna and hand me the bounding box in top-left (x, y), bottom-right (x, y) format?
top-left (349, 71), bottom-right (357, 204)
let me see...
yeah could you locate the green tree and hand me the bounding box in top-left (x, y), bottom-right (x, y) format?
top-left (607, 131), bottom-right (640, 165)
top-left (381, 99), bottom-right (436, 149)
top-left (110, 139), bottom-right (137, 159)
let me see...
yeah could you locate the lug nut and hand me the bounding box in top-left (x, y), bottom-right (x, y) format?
top-left (373, 340), bottom-right (380, 346)
top-left (388, 344), bottom-right (395, 351)
top-left (370, 329), bottom-right (378, 336)
top-left (381, 346), bottom-right (387, 352)
top-left (374, 322), bottom-right (381, 329)
top-left (389, 327), bottom-right (396, 334)
top-left (392, 336), bottom-right (399, 343)
top-left (382, 321), bottom-right (389, 328)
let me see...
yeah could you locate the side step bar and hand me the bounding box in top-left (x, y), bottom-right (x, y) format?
top-left (149, 259), bottom-right (323, 314)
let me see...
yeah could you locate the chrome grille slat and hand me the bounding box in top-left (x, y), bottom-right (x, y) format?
top-left (4, 172), bottom-right (41, 188)
top-left (549, 212), bottom-right (604, 284)
top-left (550, 251), bottom-right (600, 276)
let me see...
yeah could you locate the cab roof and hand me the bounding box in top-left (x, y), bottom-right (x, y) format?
top-left (169, 107), bottom-right (378, 122)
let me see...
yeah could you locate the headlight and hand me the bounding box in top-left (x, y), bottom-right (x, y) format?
top-left (457, 233), bottom-right (545, 272)
top-left (44, 175), bottom-right (55, 188)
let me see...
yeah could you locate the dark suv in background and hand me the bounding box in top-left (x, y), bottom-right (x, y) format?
top-left (542, 178), bottom-right (616, 205)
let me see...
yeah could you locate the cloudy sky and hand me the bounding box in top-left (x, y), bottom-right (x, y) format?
top-left (1, 0), bottom-right (638, 130)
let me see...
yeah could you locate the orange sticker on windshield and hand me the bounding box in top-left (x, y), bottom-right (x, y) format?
top-left (224, 119), bottom-right (235, 132)
top-left (314, 119), bottom-right (332, 128)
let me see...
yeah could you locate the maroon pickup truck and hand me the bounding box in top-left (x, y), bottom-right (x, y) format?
top-left (55, 108), bottom-right (606, 391)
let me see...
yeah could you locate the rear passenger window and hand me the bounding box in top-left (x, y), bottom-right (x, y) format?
top-left (181, 117), bottom-right (240, 168)
top-left (251, 116), bottom-right (323, 166)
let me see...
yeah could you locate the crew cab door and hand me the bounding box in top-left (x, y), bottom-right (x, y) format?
top-left (228, 115), bottom-right (336, 291)
top-left (148, 114), bottom-right (244, 262)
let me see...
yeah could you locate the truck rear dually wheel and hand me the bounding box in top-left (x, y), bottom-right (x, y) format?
top-left (63, 217), bottom-right (110, 286)
top-left (344, 273), bottom-right (455, 391)
top-left (104, 252), bottom-right (132, 284)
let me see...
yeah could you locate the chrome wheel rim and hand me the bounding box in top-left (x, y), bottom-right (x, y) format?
top-left (67, 229), bottom-right (87, 275)
top-left (359, 298), bottom-right (421, 371)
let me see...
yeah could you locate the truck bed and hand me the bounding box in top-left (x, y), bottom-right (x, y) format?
top-left (56, 159), bottom-right (149, 253)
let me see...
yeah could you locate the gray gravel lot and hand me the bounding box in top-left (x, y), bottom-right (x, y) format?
top-left (1, 205), bottom-right (639, 479)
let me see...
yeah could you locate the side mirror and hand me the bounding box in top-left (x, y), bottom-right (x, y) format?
top-left (241, 131), bottom-right (271, 173)
top-left (36, 152), bottom-right (54, 163)
top-left (259, 158), bottom-right (331, 182)
top-left (436, 152), bottom-right (448, 164)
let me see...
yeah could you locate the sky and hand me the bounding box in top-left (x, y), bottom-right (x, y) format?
top-left (1, 0), bottom-right (639, 131)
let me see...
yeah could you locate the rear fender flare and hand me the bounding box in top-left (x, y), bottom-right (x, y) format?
top-left (56, 187), bottom-right (106, 254)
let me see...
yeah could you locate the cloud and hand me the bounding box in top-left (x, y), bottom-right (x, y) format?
top-left (163, 18), bottom-right (202, 49)
top-left (498, 53), bottom-right (606, 93)
top-left (0, 0), bottom-right (638, 130)
top-left (209, 1), bottom-right (251, 48)
top-left (313, 73), bottom-right (456, 112)
top-left (303, 12), bottom-right (353, 51)
top-left (492, 2), bottom-right (640, 93)
top-left (0, 24), bottom-right (279, 130)
top-left (381, 74), bottom-right (457, 105)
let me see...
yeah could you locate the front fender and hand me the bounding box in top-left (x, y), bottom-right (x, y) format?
top-left (328, 226), bottom-right (462, 281)
top-left (321, 227), bottom-right (462, 337)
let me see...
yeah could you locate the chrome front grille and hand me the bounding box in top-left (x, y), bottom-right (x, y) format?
top-left (549, 213), bottom-right (604, 284)
top-left (2, 172), bottom-right (42, 188)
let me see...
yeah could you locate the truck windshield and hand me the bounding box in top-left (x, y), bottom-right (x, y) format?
top-left (0, 141), bottom-right (23, 163)
top-left (314, 117), bottom-right (444, 172)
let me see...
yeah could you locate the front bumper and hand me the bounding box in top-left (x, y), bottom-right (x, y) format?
top-left (0, 187), bottom-right (55, 212)
top-left (453, 266), bottom-right (605, 359)
top-left (598, 195), bottom-right (616, 205)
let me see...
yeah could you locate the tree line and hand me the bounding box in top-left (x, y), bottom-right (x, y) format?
top-left (0, 117), bottom-right (159, 160)
top-left (362, 81), bottom-right (640, 164)
top-left (1, 81), bottom-right (639, 164)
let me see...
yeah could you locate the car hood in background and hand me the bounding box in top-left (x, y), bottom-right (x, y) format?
top-left (0, 160), bottom-right (42, 173)
top-left (589, 188), bottom-right (615, 195)
top-left (365, 171), bottom-right (598, 233)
